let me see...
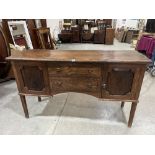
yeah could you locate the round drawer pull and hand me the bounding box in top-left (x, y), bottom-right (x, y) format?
top-left (56, 68), bottom-right (61, 72)
top-left (87, 83), bottom-right (92, 88)
top-left (88, 70), bottom-right (93, 73)
top-left (102, 83), bottom-right (107, 89)
top-left (55, 81), bottom-right (62, 86)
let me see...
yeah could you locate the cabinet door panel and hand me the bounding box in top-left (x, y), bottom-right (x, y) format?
top-left (21, 66), bottom-right (45, 91)
top-left (13, 61), bottom-right (50, 95)
top-left (106, 68), bottom-right (134, 95)
top-left (102, 64), bottom-right (141, 100)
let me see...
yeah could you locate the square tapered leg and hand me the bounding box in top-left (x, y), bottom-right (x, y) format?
top-left (128, 102), bottom-right (138, 127)
top-left (20, 95), bottom-right (29, 118)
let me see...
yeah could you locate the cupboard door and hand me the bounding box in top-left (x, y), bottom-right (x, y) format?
top-left (13, 61), bottom-right (50, 95)
top-left (102, 64), bottom-right (141, 100)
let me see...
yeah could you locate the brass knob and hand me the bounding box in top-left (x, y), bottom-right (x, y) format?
top-left (87, 83), bottom-right (92, 88)
top-left (88, 70), bottom-right (92, 73)
top-left (56, 68), bottom-right (61, 72)
top-left (102, 83), bottom-right (106, 89)
top-left (56, 81), bottom-right (62, 85)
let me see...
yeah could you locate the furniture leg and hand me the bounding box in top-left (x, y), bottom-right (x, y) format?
top-left (121, 101), bottom-right (125, 108)
top-left (38, 96), bottom-right (41, 102)
top-left (19, 95), bottom-right (29, 118)
top-left (128, 101), bottom-right (138, 127)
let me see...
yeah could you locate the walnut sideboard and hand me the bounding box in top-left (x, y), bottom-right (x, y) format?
top-left (6, 50), bottom-right (151, 127)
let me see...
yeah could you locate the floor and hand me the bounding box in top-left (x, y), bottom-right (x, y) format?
top-left (58, 39), bottom-right (134, 50)
top-left (1, 40), bottom-right (155, 135)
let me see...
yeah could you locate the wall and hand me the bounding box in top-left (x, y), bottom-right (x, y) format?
top-left (46, 19), bottom-right (63, 40)
top-left (125, 19), bottom-right (138, 28)
top-left (116, 19), bottom-right (139, 29)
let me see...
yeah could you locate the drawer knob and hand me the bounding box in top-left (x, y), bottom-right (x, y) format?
top-left (56, 81), bottom-right (62, 86)
top-left (87, 83), bottom-right (92, 87)
top-left (56, 68), bottom-right (61, 72)
top-left (88, 70), bottom-right (92, 73)
top-left (102, 83), bottom-right (106, 89)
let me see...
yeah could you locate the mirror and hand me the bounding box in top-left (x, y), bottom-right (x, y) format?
top-left (8, 20), bottom-right (33, 49)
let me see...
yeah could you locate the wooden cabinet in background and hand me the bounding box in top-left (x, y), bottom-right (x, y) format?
top-left (58, 30), bottom-right (72, 43)
top-left (81, 31), bottom-right (94, 43)
top-left (0, 26), bottom-right (12, 81)
top-left (7, 50), bottom-right (150, 127)
top-left (71, 27), bottom-right (80, 43)
top-left (105, 28), bottom-right (115, 45)
top-left (94, 29), bottom-right (106, 44)
top-left (35, 27), bottom-right (55, 49)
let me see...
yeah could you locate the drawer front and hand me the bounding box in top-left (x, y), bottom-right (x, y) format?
top-left (48, 65), bottom-right (101, 77)
top-left (50, 77), bottom-right (101, 92)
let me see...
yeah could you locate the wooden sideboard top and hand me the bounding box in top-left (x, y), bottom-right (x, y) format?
top-left (6, 50), bottom-right (151, 64)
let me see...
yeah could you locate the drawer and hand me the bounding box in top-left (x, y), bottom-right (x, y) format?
top-left (50, 77), bottom-right (101, 92)
top-left (48, 65), bottom-right (101, 77)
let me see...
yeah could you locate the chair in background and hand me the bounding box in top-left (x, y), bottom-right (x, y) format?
top-left (35, 27), bottom-right (55, 49)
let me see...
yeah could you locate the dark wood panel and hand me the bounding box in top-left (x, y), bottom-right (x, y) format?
top-left (20, 66), bottom-right (45, 91)
top-left (72, 27), bottom-right (80, 43)
top-left (12, 61), bottom-right (50, 95)
top-left (0, 25), bottom-right (11, 79)
top-left (94, 30), bottom-right (105, 44)
top-left (2, 19), bottom-right (14, 44)
top-left (81, 32), bottom-right (94, 43)
top-left (0, 26), bottom-right (10, 61)
top-left (40, 19), bottom-right (47, 27)
top-left (26, 19), bottom-right (39, 49)
top-left (105, 28), bottom-right (115, 45)
top-left (106, 68), bottom-right (134, 95)
top-left (101, 64), bottom-right (144, 100)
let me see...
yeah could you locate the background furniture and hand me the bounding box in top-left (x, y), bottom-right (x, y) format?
top-left (146, 19), bottom-right (155, 33)
top-left (7, 50), bottom-right (150, 127)
top-left (116, 28), bottom-right (139, 44)
top-left (58, 19), bottom-right (113, 44)
top-left (58, 26), bottom-right (80, 43)
top-left (58, 30), bottom-right (72, 43)
top-left (2, 19), bottom-right (47, 49)
top-left (94, 29), bottom-right (106, 44)
top-left (125, 30), bottom-right (139, 44)
top-left (35, 27), bottom-right (55, 49)
top-left (0, 26), bottom-right (12, 82)
top-left (81, 30), bottom-right (94, 43)
top-left (63, 23), bottom-right (71, 30)
top-left (71, 27), bottom-right (80, 43)
top-left (105, 28), bottom-right (115, 45)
